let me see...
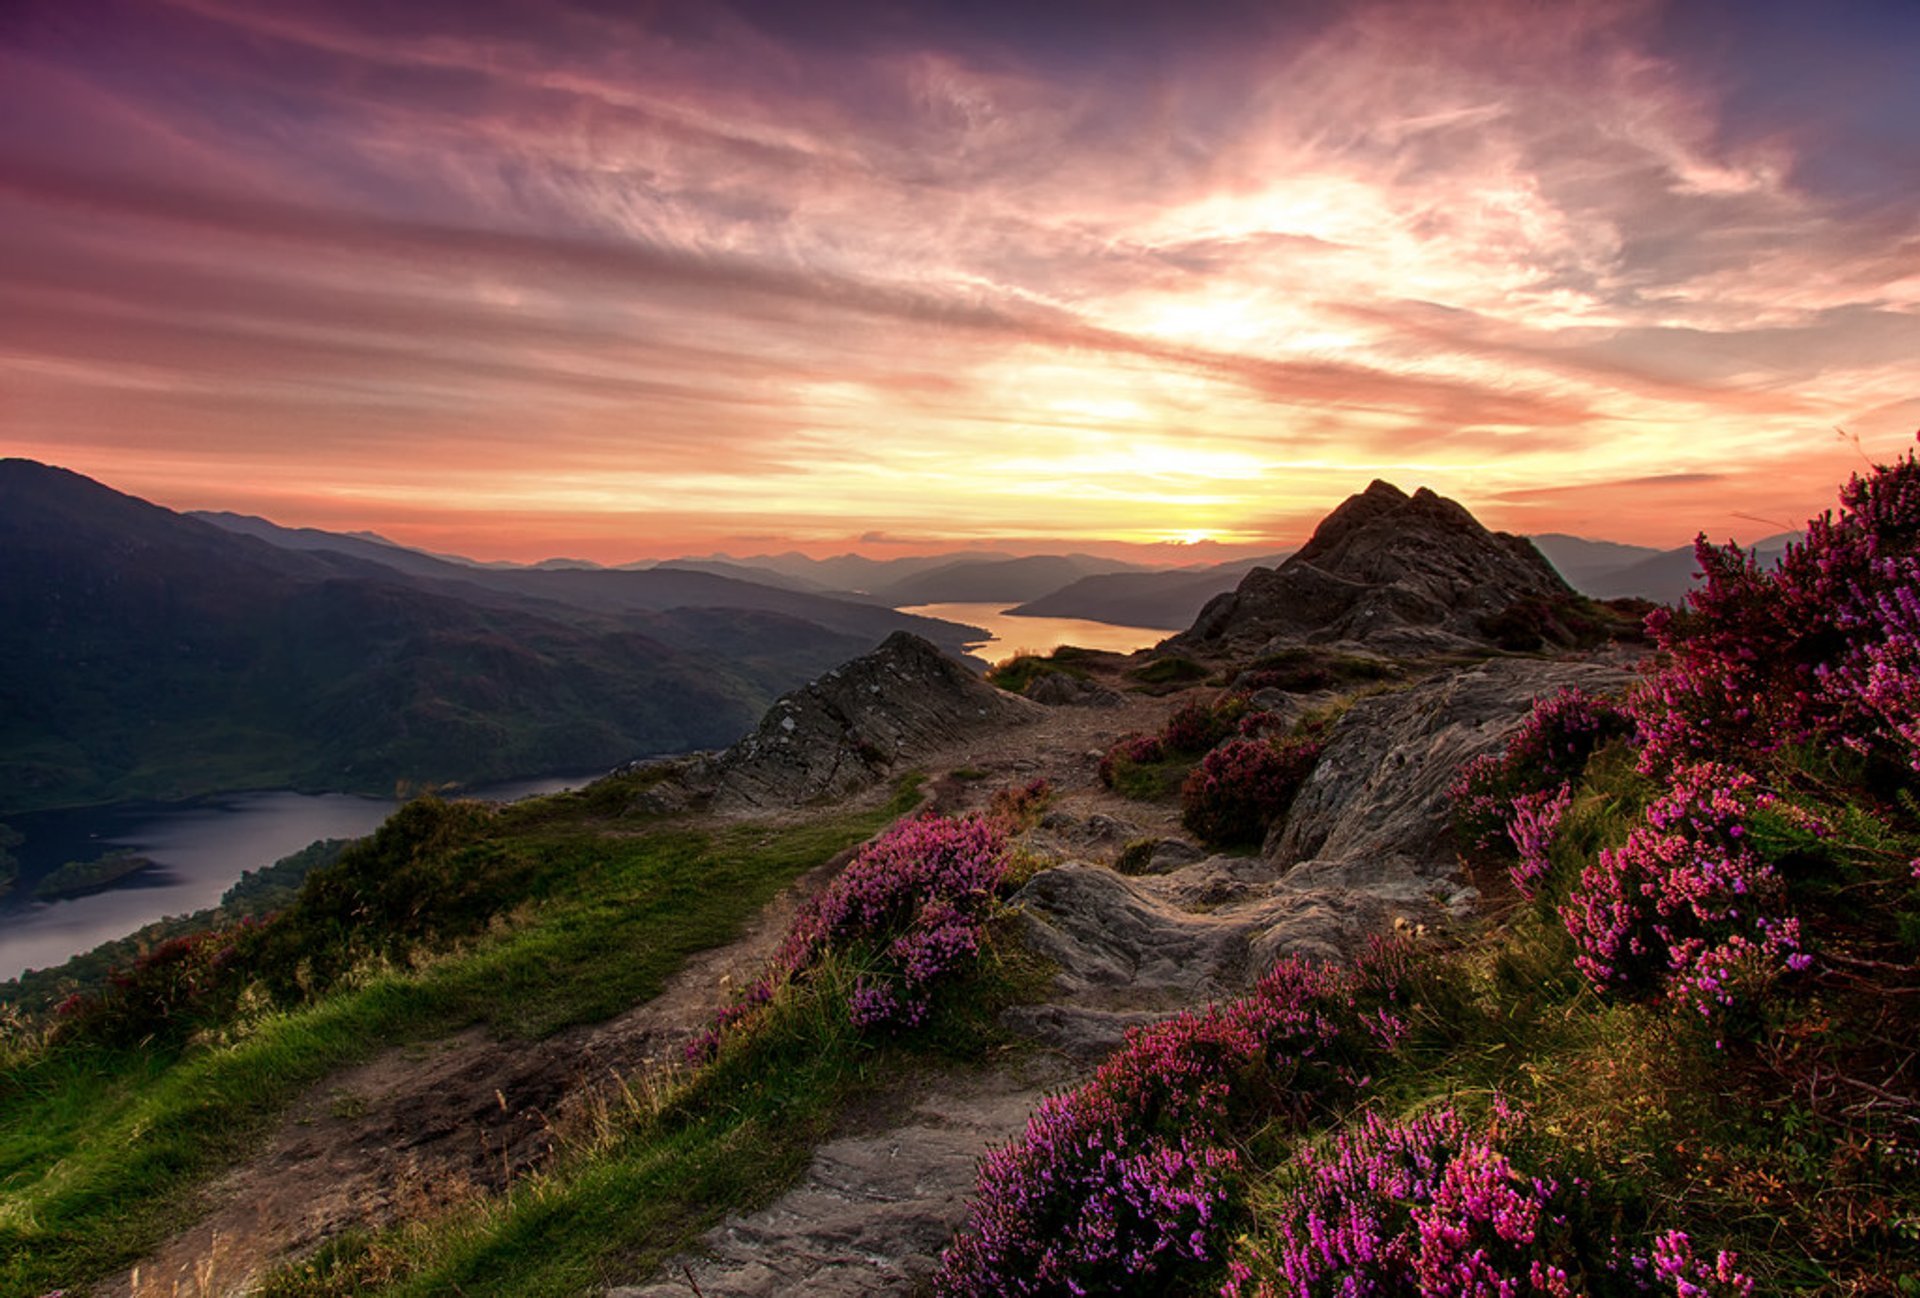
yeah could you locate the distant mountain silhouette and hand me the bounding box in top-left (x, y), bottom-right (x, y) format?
top-left (0, 461), bottom-right (976, 815)
top-left (1177, 481), bottom-right (1577, 653)
top-left (683, 550), bottom-right (1010, 595)
top-left (646, 558), bottom-right (852, 597)
top-left (868, 554), bottom-right (1148, 606)
top-left (192, 510), bottom-right (975, 653)
top-left (1006, 555), bottom-right (1293, 630)
top-left (1528, 530), bottom-right (1802, 604)
top-left (1528, 534), bottom-right (1665, 594)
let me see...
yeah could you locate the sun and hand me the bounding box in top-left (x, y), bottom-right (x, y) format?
top-left (1172, 529), bottom-right (1212, 546)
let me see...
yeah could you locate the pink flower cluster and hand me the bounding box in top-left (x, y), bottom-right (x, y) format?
top-left (1101, 695), bottom-right (1260, 790)
top-left (1099, 733), bottom-right (1167, 787)
top-left (1505, 786), bottom-right (1573, 899)
top-left (1633, 440), bottom-right (1920, 775)
top-left (688, 813), bottom-right (1011, 1057)
top-left (1220, 1104), bottom-right (1754, 1297)
top-left (1221, 1103), bottom-right (1580, 1296)
top-left (1449, 688), bottom-right (1633, 894)
top-left (1179, 736), bottom-right (1324, 847)
top-left (1163, 695), bottom-right (1250, 754)
top-left (934, 947), bottom-right (1412, 1296)
top-left (1560, 763), bottom-right (1809, 1044)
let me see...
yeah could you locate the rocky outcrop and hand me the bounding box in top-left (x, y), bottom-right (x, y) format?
top-left (1007, 656), bottom-right (1636, 1062)
top-left (1023, 672), bottom-right (1124, 708)
top-left (1178, 480), bottom-right (1576, 654)
top-left (1271, 655), bottom-right (1633, 885)
top-left (706, 633), bottom-right (1044, 809)
top-left (607, 645), bottom-right (1643, 1297)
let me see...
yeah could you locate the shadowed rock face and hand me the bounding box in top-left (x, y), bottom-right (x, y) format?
top-left (707, 632), bottom-right (1044, 808)
top-left (1178, 480), bottom-right (1575, 654)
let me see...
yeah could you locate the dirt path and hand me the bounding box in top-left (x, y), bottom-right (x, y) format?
top-left (105, 654), bottom-right (1190, 1298)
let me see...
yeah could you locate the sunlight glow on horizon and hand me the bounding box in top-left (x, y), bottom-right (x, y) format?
top-left (3, 0), bottom-right (1917, 561)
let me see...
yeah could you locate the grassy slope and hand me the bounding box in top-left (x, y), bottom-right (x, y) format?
top-left (0, 779), bottom-right (921, 1296)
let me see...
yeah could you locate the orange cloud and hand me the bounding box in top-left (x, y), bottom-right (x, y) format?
top-left (2, 0), bottom-right (1916, 555)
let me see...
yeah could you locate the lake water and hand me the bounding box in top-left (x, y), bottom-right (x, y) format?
top-left (900, 602), bottom-right (1171, 663)
top-left (0, 772), bottom-right (596, 981)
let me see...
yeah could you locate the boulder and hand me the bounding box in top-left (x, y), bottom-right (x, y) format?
top-left (707, 633), bottom-right (1043, 809)
top-left (1024, 672), bottom-right (1125, 707)
top-left (1270, 657), bottom-right (1636, 885)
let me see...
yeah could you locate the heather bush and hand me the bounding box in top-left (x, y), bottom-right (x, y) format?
top-left (1180, 736), bottom-right (1323, 847)
top-left (934, 945), bottom-right (1413, 1296)
top-left (1162, 695), bottom-right (1249, 754)
top-left (1505, 785), bottom-right (1573, 898)
top-left (1560, 762), bottom-right (1809, 1044)
top-left (1634, 440), bottom-right (1920, 777)
top-left (1222, 1102), bottom-right (1754, 1297)
top-left (1099, 733), bottom-right (1163, 782)
top-left (690, 812), bottom-right (1012, 1055)
top-left (1450, 688), bottom-right (1634, 890)
top-left (1101, 694), bottom-right (1263, 799)
top-left (50, 920), bottom-right (262, 1047)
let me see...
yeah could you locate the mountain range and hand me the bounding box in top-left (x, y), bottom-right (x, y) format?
top-left (0, 461), bottom-right (980, 816)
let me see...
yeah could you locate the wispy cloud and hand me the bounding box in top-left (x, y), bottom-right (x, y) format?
top-left (1, 0), bottom-right (1914, 557)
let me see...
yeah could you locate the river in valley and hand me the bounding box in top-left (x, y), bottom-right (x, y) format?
top-left (898, 602), bottom-right (1172, 663)
top-left (0, 772), bottom-right (597, 981)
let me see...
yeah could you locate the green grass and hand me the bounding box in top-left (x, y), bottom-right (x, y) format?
top-left (1103, 753), bottom-right (1194, 802)
top-left (987, 650), bottom-right (1092, 696)
top-left (255, 927), bottom-right (1047, 1296)
top-left (1128, 656), bottom-right (1210, 687)
top-left (0, 780), bottom-right (922, 1296)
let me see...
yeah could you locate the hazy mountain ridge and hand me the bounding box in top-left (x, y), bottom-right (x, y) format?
top-left (1005, 553), bottom-right (1294, 629)
top-left (866, 554), bottom-right (1150, 606)
top-left (0, 461), bottom-right (975, 815)
top-left (192, 508), bottom-right (978, 653)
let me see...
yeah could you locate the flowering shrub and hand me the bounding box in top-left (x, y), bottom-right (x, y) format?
top-left (1102, 695), bottom-right (1266, 795)
top-left (1633, 441), bottom-right (1920, 775)
top-left (1560, 763), bottom-right (1809, 1043)
top-left (1450, 687), bottom-right (1634, 889)
top-left (689, 813), bottom-right (1012, 1057)
top-left (935, 946), bottom-right (1413, 1296)
top-left (1099, 734), bottom-right (1167, 789)
top-left (1162, 696), bottom-right (1249, 754)
top-left (1220, 1103), bottom-right (1754, 1297)
top-left (51, 921), bottom-right (259, 1046)
top-left (988, 777), bottom-right (1054, 826)
top-left (1180, 736), bottom-right (1324, 847)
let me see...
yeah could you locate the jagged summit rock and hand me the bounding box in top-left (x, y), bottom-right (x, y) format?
top-left (706, 632), bottom-right (1043, 808)
top-left (1177, 480), bottom-right (1575, 654)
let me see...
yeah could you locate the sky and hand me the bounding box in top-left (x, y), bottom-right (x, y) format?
top-left (2, 0), bottom-right (1918, 563)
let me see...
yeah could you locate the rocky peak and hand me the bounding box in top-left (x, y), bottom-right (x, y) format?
top-left (1179, 480), bottom-right (1575, 654)
top-left (1291, 479), bottom-right (1410, 567)
top-left (705, 632), bottom-right (1043, 808)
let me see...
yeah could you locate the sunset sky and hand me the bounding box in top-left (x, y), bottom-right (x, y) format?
top-left (3, 0), bottom-right (1917, 562)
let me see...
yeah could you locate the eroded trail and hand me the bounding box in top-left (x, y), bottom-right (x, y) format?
top-left (105, 846), bottom-right (859, 1298)
top-left (103, 658), bottom-right (1179, 1298)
